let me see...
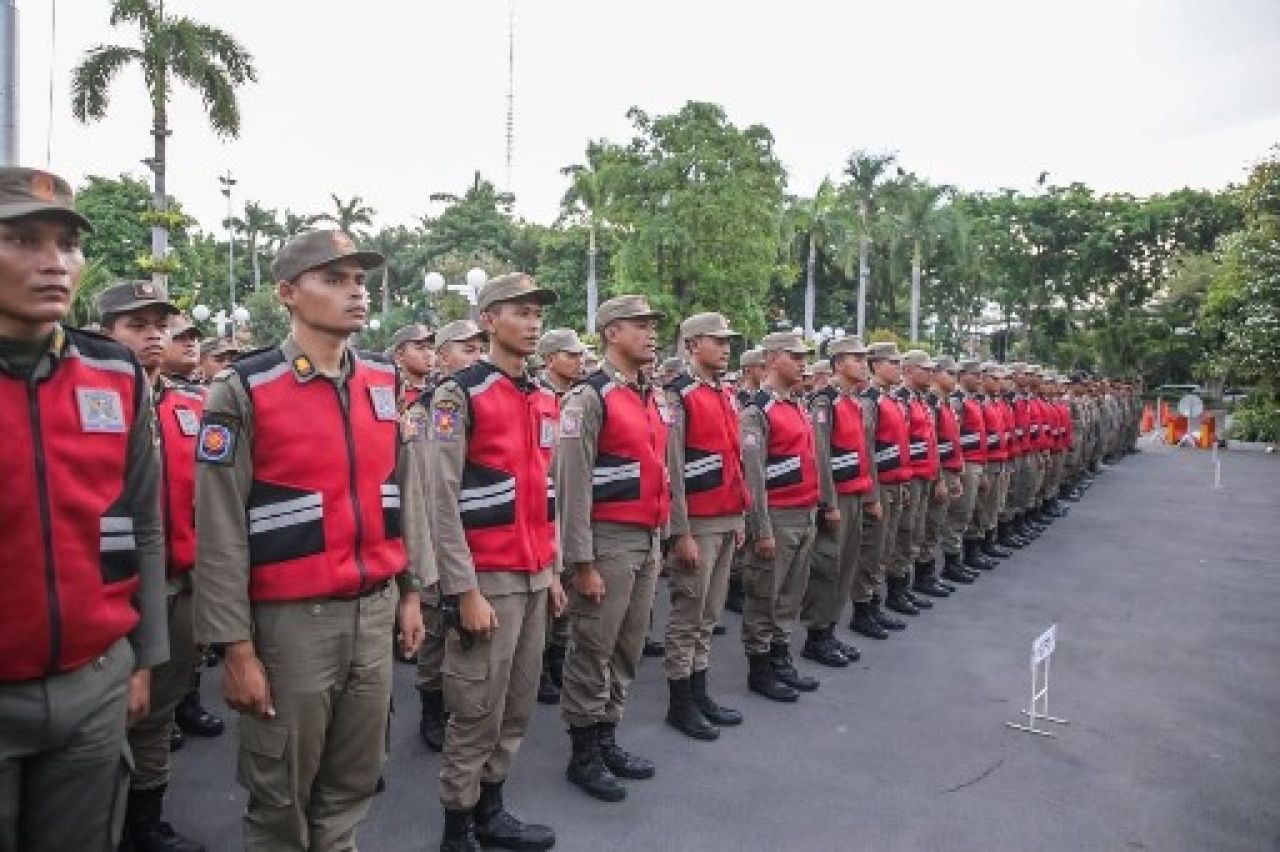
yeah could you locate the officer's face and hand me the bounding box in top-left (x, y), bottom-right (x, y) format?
top-left (438, 339), bottom-right (485, 373)
top-left (396, 339), bottom-right (434, 379)
top-left (280, 259), bottom-right (369, 335)
top-left (905, 364), bottom-right (931, 390)
top-left (934, 369), bottom-right (956, 393)
top-left (0, 216), bottom-right (85, 337)
top-left (547, 350), bottom-right (584, 382)
top-left (835, 353), bottom-right (869, 383)
top-left (108, 306), bottom-right (171, 371)
top-left (872, 358), bottom-right (901, 384)
top-left (606, 318), bottom-right (658, 365)
top-left (482, 299), bottom-right (544, 358)
top-left (743, 364), bottom-right (764, 385)
top-left (961, 371), bottom-right (982, 392)
top-left (688, 334), bottom-right (731, 373)
top-left (163, 332), bottom-right (200, 376)
top-left (769, 350), bottom-right (805, 385)
top-left (200, 350), bottom-right (236, 380)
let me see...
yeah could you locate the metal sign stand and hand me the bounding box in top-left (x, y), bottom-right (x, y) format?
top-left (1006, 624), bottom-right (1068, 737)
top-left (1212, 444), bottom-right (1223, 490)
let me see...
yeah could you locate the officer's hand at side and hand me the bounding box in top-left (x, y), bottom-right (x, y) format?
top-left (734, 529), bottom-right (746, 550)
top-left (824, 507), bottom-right (841, 526)
top-left (460, 589), bottom-right (499, 639)
top-left (865, 501), bottom-right (883, 520)
top-left (572, 563), bottom-right (606, 604)
top-left (224, 641), bottom-right (275, 719)
top-left (127, 669), bottom-right (151, 726)
top-left (754, 536), bottom-right (777, 560)
top-left (673, 534), bottom-right (700, 571)
top-left (549, 575), bottom-right (568, 619)
top-left (933, 479), bottom-right (949, 501)
top-left (398, 591), bottom-right (425, 656)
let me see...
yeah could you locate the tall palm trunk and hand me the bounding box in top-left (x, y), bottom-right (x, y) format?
top-left (910, 239), bottom-right (922, 342)
top-left (803, 234), bottom-right (817, 338)
top-left (150, 103), bottom-right (168, 287)
top-left (381, 267), bottom-right (392, 316)
top-left (250, 233), bottom-right (261, 290)
top-left (857, 200), bottom-right (870, 337)
top-left (586, 222), bottom-right (598, 333)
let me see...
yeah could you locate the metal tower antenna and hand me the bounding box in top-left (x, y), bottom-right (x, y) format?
top-left (0, 0), bottom-right (19, 166)
top-left (504, 0), bottom-right (514, 192)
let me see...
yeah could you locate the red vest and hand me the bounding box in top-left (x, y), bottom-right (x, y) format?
top-left (585, 371), bottom-right (671, 528)
top-left (1030, 397), bottom-right (1051, 451)
top-left (750, 390), bottom-right (819, 509)
top-left (156, 381), bottom-right (204, 577)
top-left (905, 391), bottom-right (940, 480)
top-left (451, 362), bottom-right (558, 572)
top-left (956, 392), bottom-right (988, 465)
top-left (669, 375), bottom-right (749, 518)
top-left (0, 329), bottom-right (144, 680)
top-left (1013, 395), bottom-right (1032, 454)
top-left (870, 386), bottom-right (913, 484)
top-left (934, 394), bottom-right (965, 472)
top-left (1053, 400), bottom-right (1071, 451)
top-left (982, 396), bottom-right (1008, 462)
top-left (814, 387), bottom-right (872, 496)
top-left (231, 347), bottom-right (405, 602)
top-left (1000, 396), bottom-right (1021, 457)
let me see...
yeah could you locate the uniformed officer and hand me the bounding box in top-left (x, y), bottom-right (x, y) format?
top-left (923, 355), bottom-right (976, 588)
top-left (534, 328), bottom-right (587, 706)
top-left (97, 281), bottom-right (207, 852)
top-left (739, 331), bottom-right (822, 701)
top-left (800, 335), bottom-right (878, 665)
top-left (385, 322), bottom-right (436, 408)
top-left (662, 312), bottom-right (748, 740)
top-left (995, 366), bottom-right (1030, 549)
top-left (419, 273), bottom-right (561, 851)
top-left (192, 229), bottom-right (425, 851)
top-left (415, 318), bottom-right (487, 751)
top-left (162, 314), bottom-right (201, 383)
top-left (557, 295), bottom-right (669, 803)
top-left (951, 359), bottom-right (998, 572)
top-left (809, 358), bottom-right (832, 394)
top-left (892, 350), bottom-right (945, 611)
top-left (977, 363), bottom-right (1016, 557)
top-left (725, 347), bottom-right (767, 616)
top-left (656, 355), bottom-right (683, 387)
top-left (197, 338), bottom-right (240, 384)
top-left (0, 166), bottom-right (168, 852)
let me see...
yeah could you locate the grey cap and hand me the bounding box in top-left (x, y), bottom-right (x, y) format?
top-left (958, 357), bottom-right (983, 373)
top-left (96, 280), bottom-right (179, 318)
top-left (386, 323), bottom-right (434, 353)
top-left (901, 349), bottom-right (935, 369)
top-left (199, 338), bottom-right (241, 357)
top-left (596, 294), bottom-right (663, 332)
top-left (759, 331), bottom-right (809, 355)
top-left (477, 272), bottom-right (557, 311)
top-left (1009, 361), bottom-right (1029, 374)
top-left (827, 336), bottom-right (869, 357)
top-left (271, 229), bottom-right (384, 282)
top-left (867, 341), bottom-right (901, 361)
top-left (680, 312), bottom-right (740, 339)
top-left (739, 347), bottom-right (766, 368)
top-left (933, 355), bottom-right (958, 372)
top-left (812, 359), bottom-right (832, 375)
top-left (660, 356), bottom-right (684, 374)
top-left (537, 328), bottom-right (587, 357)
top-left (0, 166), bottom-right (92, 231)
top-left (168, 314), bottom-right (200, 340)
top-left (435, 319), bottom-right (485, 348)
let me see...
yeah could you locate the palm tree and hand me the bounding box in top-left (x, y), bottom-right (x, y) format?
top-left (319, 194), bottom-right (376, 235)
top-left (364, 226), bottom-right (418, 318)
top-left (559, 142), bottom-right (613, 332)
top-left (71, 0), bottom-right (256, 284)
top-left (786, 178), bottom-right (842, 338)
top-left (227, 201), bottom-right (278, 290)
top-left (843, 150), bottom-right (897, 336)
top-left (279, 210), bottom-right (320, 239)
top-left (896, 176), bottom-right (950, 341)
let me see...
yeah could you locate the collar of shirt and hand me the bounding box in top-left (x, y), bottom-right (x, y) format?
top-left (761, 381), bottom-right (804, 404)
top-left (0, 324), bottom-right (67, 379)
top-left (601, 356), bottom-right (647, 393)
top-left (281, 335), bottom-right (353, 384)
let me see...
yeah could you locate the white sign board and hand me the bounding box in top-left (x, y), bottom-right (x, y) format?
top-left (1032, 624), bottom-right (1056, 665)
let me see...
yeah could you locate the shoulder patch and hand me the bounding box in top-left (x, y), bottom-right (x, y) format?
top-left (196, 412), bottom-right (239, 465)
top-left (431, 398), bottom-right (461, 441)
top-left (401, 402), bottom-right (429, 442)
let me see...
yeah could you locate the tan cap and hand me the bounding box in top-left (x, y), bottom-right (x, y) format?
top-left (680, 312), bottom-right (740, 339)
top-left (867, 341), bottom-right (901, 361)
top-left (537, 328), bottom-right (586, 357)
top-left (386, 323), bottom-right (434, 353)
top-left (1009, 361), bottom-right (1029, 374)
top-left (596, 294), bottom-right (663, 331)
top-left (660, 356), bottom-right (684, 374)
top-left (199, 338), bottom-right (241, 357)
top-left (168, 314), bottom-right (200, 340)
top-left (96, 280), bottom-right (179, 318)
top-left (901, 349), bottom-right (935, 368)
top-left (827, 336), bottom-right (868, 357)
top-left (989, 363), bottom-right (1012, 378)
top-left (1028, 364), bottom-right (1043, 376)
top-left (477, 272), bottom-right (557, 311)
top-left (0, 166), bottom-right (92, 231)
top-left (739, 347), bottom-right (765, 368)
top-left (271, 229), bottom-right (384, 282)
top-left (759, 331), bottom-right (809, 355)
top-left (812, 359), bottom-right (832, 375)
top-left (958, 357), bottom-right (983, 373)
top-left (435, 319), bottom-right (485, 348)
top-left (933, 355), bottom-right (958, 372)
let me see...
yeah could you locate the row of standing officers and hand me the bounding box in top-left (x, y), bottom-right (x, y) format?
top-left (0, 167), bottom-right (1139, 852)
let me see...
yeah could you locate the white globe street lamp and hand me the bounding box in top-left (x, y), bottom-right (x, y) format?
top-left (369, 318), bottom-right (382, 331)
top-left (191, 304), bottom-right (211, 322)
top-left (424, 271), bottom-right (446, 294)
top-left (232, 306), bottom-right (250, 325)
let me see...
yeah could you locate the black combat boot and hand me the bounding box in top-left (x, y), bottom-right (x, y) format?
top-left (174, 688), bottom-right (223, 738)
top-left (440, 808), bottom-right (482, 852)
top-left (849, 601), bottom-right (890, 639)
top-left (642, 637), bottom-right (665, 658)
top-left (870, 595), bottom-right (907, 631)
top-left (691, 668), bottom-right (742, 725)
top-left (964, 538), bottom-right (996, 571)
top-left (941, 551), bottom-right (976, 584)
top-left (912, 559), bottom-right (951, 598)
top-left (885, 576), bottom-right (919, 616)
top-left (420, 689), bottom-right (447, 752)
top-left (997, 520), bottom-right (1026, 549)
top-left (802, 627), bottom-right (850, 667)
top-left (597, 722), bottom-right (655, 780)
top-left (473, 780), bottom-right (556, 850)
top-left (830, 628), bottom-right (861, 661)
top-left (1047, 497), bottom-right (1069, 517)
top-left (747, 652), bottom-right (799, 702)
top-left (537, 653), bottom-right (560, 705)
top-left (546, 643), bottom-right (565, 688)
top-left (169, 726), bottom-right (184, 752)
top-left (566, 725), bottom-right (626, 802)
top-left (666, 678), bottom-right (720, 741)
top-left (725, 574), bottom-right (745, 614)
top-left (769, 642), bottom-right (820, 691)
top-left (981, 530), bottom-right (1011, 559)
top-left (123, 786), bottom-right (205, 852)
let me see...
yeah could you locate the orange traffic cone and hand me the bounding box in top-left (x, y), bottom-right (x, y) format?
top-left (1141, 404), bottom-right (1154, 433)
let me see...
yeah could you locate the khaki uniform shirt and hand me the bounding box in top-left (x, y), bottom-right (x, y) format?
top-left (739, 381), bottom-right (813, 541)
top-left (664, 372), bottom-right (745, 539)
top-left (810, 380), bottom-right (881, 510)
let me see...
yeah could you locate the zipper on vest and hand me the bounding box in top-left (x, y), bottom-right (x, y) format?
top-left (28, 382), bottom-right (63, 674)
top-left (333, 383), bottom-right (369, 592)
top-left (156, 391), bottom-right (174, 576)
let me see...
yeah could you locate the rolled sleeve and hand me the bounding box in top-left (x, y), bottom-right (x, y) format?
top-left (424, 383), bottom-right (479, 596)
top-left (665, 389), bottom-right (691, 538)
top-left (555, 385), bottom-right (602, 565)
top-left (740, 405), bottom-right (771, 540)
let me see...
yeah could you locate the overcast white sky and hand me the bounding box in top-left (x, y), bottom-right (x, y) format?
top-left (14, 0), bottom-right (1280, 233)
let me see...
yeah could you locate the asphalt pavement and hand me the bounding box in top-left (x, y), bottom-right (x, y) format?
top-left (169, 440), bottom-right (1280, 851)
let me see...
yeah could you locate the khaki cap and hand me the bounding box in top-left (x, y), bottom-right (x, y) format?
top-left (933, 354), bottom-right (958, 372)
top-left (1027, 364), bottom-right (1043, 376)
top-left (1009, 361), bottom-right (1029, 374)
top-left (759, 331), bottom-right (809, 355)
top-left (271, 229), bottom-right (384, 282)
top-left (680, 312), bottom-right (740, 339)
top-left (827, 336), bottom-right (868, 356)
top-left (990, 364), bottom-right (1012, 378)
top-left (537, 328), bottom-right (587, 357)
top-left (901, 349), bottom-right (935, 368)
top-left (739, 348), bottom-right (765, 368)
top-left (812, 359), bottom-right (832, 375)
top-left (199, 338), bottom-right (241, 357)
top-left (660, 356), bottom-right (684, 374)
top-left (595, 294), bottom-right (663, 331)
top-left (477, 272), bottom-right (557, 311)
top-left (958, 357), bottom-right (983, 373)
top-left (386, 323), bottom-right (434, 353)
top-left (96, 280), bottom-right (179, 318)
top-left (168, 314), bottom-right (200, 340)
top-left (435, 319), bottom-right (485, 348)
top-left (867, 341), bottom-right (901, 361)
top-left (0, 166), bottom-right (92, 231)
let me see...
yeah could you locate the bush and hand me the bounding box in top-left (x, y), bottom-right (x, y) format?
top-left (1229, 395), bottom-right (1280, 442)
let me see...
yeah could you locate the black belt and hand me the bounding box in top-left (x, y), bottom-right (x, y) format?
top-left (331, 578), bottom-right (392, 601)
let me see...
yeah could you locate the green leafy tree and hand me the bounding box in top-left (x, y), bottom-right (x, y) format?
top-left (318, 194), bottom-right (376, 235)
top-left (559, 143), bottom-right (615, 330)
top-left (227, 200), bottom-right (278, 291)
top-left (843, 150), bottom-right (898, 336)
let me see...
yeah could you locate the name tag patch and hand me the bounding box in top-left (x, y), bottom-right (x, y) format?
top-left (540, 417), bottom-right (557, 448)
top-left (368, 385), bottom-right (399, 421)
top-left (559, 411), bottom-right (581, 439)
top-left (76, 388), bottom-right (126, 433)
top-left (174, 406), bottom-right (200, 437)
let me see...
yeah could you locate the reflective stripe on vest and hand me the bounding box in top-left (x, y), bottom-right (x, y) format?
top-left (587, 371), bottom-right (671, 528)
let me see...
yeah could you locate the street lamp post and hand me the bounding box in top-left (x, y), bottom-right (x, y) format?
top-left (218, 170), bottom-right (236, 315)
top-left (424, 267), bottom-right (490, 321)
